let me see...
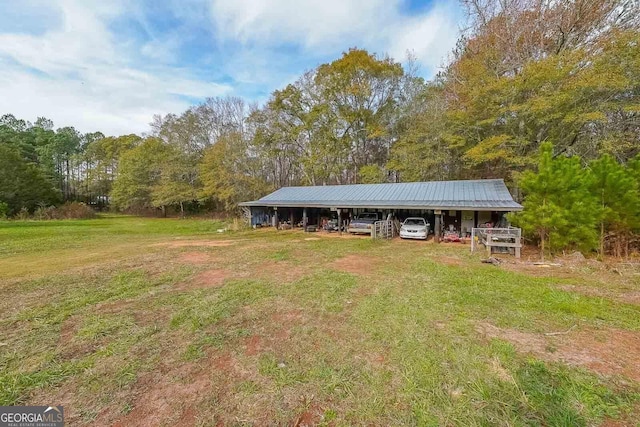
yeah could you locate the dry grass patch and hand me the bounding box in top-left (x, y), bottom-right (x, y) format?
top-left (93, 299), bottom-right (171, 327)
top-left (252, 261), bottom-right (310, 283)
top-left (333, 254), bottom-right (378, 276)
top-left (177, 251), bottom-right (212, 264)
top-left (107, 361), bottom-right (212, 427)
top-left (477, 322), bottom-right (640, 382)
top-left (500, 262), bottom-right (582, 279)
top-left (436, 256), bottom-right (464, 266)
top-left (174, 269), bottom-right (230, 291)
top-left (558, 284), bottom-right (640, 305)
top-left (154, 239), bottom-right (237, 248)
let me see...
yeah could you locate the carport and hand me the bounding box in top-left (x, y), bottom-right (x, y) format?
top-left (239, 179), bottom-right (523, 240)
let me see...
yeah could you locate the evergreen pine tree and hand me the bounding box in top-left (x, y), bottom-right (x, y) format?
top-left (588, 155), bottom-right (640, 257)
top-left (511, 143), bottom-right (598, 259)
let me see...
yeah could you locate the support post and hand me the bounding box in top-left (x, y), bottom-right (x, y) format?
top-left (273, 207), bottom-right (279, 230)
top-left (471, 229), bottom-right (475, 252)
top-left (289, 210), bottom-right (294, 229)
top-left (303, 207), bottom-right (308, 231)
top-left (434, 211), bottom-right (441, 243)
top-left (337, 209), bottom-right (342, 236)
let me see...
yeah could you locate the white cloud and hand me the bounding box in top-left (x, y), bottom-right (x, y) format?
top-left (386, 3), bottom-right (461, 72)
top-left (210, 0), bottom-right (462, 74)
top-left (0, 0), bottom-right (230, 135)
top-left (0, 59), bottom-right (230, 135)
top-left (0, 0), bottom-right (463, 135)
top-left (211, 0), bottom-right (398, 50)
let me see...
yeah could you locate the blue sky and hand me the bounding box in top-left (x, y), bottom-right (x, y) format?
top-left (0, 0), bottom-right (464, 135)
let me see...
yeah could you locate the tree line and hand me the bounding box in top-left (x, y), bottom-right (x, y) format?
top-left (1, 0), bottom-right (638, 255)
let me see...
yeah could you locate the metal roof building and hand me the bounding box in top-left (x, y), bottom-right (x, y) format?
top-left (240, 179), bottom-right (522, 211)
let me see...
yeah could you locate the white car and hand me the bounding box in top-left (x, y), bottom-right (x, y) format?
top-left (400, 217), bottom-right (429, 240)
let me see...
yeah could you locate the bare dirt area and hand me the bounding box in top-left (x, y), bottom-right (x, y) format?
top-left (292, 403), bottom-right (324, 427)
top-left (178, 251), bottom-right (213, 264)
top-left (177, 258), bottom-right (310, 293)
top-left (333, 254), bottom-right (377, 276)
top-left (243, 334), bottom-right (262, 356)
top-left (107, 361), bottom-right (213, 427)
top-left (270, 309), bottom-right (306, 343)
top-left (250, 261), bottom-right (310, 283)
top-left (476, 322), bottom-right (640, 382)
top-left (56, 315), bottom-right (96, 361)
top-left (175, 269), bottom-right (230, 290)
top-left (600, 403), bottom-right (640, 427)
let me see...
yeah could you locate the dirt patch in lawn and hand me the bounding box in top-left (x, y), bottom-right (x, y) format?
top-left (558, 284), bottom-right (640, 305)
top-left (109, 362), bottom-right (212, 427)
top-left (59, 315), bottom-right (80, 346)
top-left (476, 322), bottom-right (640, 381)
top-left (270, 309), bottom-right (306, 342)
top-left (57, 315), bottom-right (97, 361)
top-left (333, 255), bottom-right (376, 276)
top-left (92, 298), bottom-right (170, 327)
top-left (251, 261), bottom-right (309, 283)
top-left (178, 252), bottom-right (212, 264)
top-left (600, 402), bottom-right (640, 427)
top-left (244, 334), bottom-right (262, 356)
top-left (271, 309), bottom-right (304, 323)
top-left (175, 269), bottom-right (230, 291)
top-left (291, 403), bottom-right (324, 427)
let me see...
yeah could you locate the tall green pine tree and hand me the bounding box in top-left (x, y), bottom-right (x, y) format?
top-left (511, 143), bottom-right (598, 259)
top-left (588, 155), bottom-right (640, 257)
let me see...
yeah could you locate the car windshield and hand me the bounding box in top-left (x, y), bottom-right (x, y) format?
top-left (358, 213), bottom-right (377, 219)
top-left (404, 218), bottom-right (425, 226)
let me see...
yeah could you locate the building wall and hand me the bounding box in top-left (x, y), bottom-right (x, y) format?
top-left (461, 211), bottom-right (475, 235)
top-left (250, 207), bottom-right (271, 227)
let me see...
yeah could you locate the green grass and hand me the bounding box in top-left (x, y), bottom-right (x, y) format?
top-left (0, 214), bottom-right (229, 256)
top-left (0, 215), bottom-right (639, 426)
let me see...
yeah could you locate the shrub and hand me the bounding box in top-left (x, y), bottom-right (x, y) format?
top-left (33, 205), bottom-right (57, 220)
top-left (20, 202), bottom-right (96, 220)
top-left (0, 202), bottom-right (8, 220)
top-left (55, 202), bottom-right (96, 219)
top-left (15, 207), bottom-right (30, 220)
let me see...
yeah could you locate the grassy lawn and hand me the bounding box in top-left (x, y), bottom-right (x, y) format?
top-left (1, 215), bottom-right (639, 426)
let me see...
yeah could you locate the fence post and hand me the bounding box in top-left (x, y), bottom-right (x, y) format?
top-left (471, 228), bottom-right (475, 253)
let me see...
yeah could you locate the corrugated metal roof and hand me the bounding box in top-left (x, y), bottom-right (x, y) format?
top-left (239, 179), bottom-right (522, 211)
